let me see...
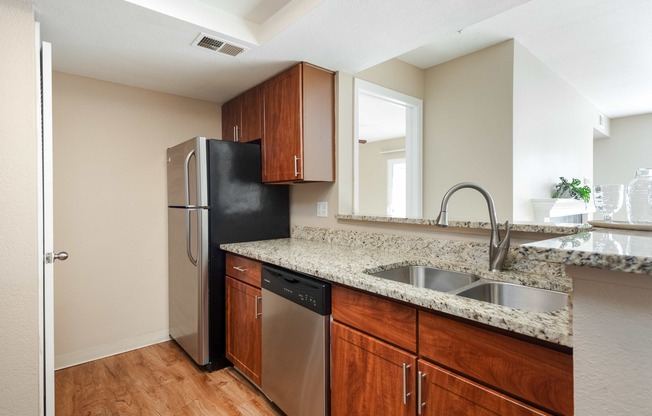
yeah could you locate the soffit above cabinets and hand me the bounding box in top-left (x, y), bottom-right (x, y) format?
top-left (33, 0), bottom-right (652, 118)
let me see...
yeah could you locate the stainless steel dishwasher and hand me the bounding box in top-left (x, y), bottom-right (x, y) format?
top-left (261, 264), bottom-right (331, 416)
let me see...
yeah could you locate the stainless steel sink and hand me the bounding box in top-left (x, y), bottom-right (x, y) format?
top-left (370, 265), bottom-right (480, 292)
top-left (453, 281), bottom-right (568, 313)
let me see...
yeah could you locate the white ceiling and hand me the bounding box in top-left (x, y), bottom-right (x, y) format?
top-left (33, 0), bottom-right (652, 118)
top-left (358, 93), bottom-right (406, 142)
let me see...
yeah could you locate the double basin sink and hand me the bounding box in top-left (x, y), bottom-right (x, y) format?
top-left (369, 265), bottom-right (568, 313)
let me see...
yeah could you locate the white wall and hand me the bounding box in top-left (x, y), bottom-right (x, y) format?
top-left (423, 40), bottom-right (514, 221)
top-left (52, 72), bottom-right (221, 368)
top-left (569, 266), bottom-right (652, 415)
top-left (0, 0), bottom-right (40, 414)
top-left (512, 41), bottom-right (595, 221)
top-left (594, 113), bottom-right (652, 222)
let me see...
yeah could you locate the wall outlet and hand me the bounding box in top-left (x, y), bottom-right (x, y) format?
top-left (317, 201), bottom-right (328, 217)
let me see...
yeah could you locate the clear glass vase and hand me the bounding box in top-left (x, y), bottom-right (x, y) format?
top-left (626, 168), bottom-right (652, 224)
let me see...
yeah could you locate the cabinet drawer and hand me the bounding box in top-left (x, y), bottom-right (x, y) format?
top-left (418, 360), bottom-right (552, 416)
top-left (332, 285), bottom-right (417, 352)
top-left (419, 311), bottom-right (573, 415)
top-left (225, 254), bottom-right (262, 288)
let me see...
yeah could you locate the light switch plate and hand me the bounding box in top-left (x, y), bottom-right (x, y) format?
top-left (317, 201), bottom-right (328, 217)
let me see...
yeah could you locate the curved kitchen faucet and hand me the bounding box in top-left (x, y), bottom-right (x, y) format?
top-left (435, 182), bottom-right (511, 272)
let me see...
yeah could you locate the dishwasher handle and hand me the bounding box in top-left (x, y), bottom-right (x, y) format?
top-left (262, 265), bottom-right (331, 315)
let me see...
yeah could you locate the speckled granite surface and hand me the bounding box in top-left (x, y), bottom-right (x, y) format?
top-left (335, 214), bottom-right (591, 235)
top-left (521, 229), bottom-right (652, 275)
top-left (222, 226), bottom-right (572, 347)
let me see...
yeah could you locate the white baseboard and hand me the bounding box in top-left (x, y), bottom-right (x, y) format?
top-left (54, 329), bottom-right (171, 370)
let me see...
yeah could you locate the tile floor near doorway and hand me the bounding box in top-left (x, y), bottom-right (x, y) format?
top-left (55, 341), bottom-right (283, 416)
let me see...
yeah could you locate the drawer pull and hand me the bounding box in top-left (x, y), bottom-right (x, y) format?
top-left (402, 363), bottom-right (411, 405)
top-left (233, 266), bottom-right (248, 272)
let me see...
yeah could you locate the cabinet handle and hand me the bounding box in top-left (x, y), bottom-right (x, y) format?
top-left (293, 155), bottom-right (299, 177)
top-left (417, 370), bottom-right (426, 415)
top-left (254, 295), bottom-right (262, 319)
top-left (232, 266), bottom-right (248, 272)
top-left (235, 125), bottom-right (239, 142)
top-left (402, 363), bottom-right (411, 405)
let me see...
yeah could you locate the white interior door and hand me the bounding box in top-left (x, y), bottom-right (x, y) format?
top-left (38, 36), bottom-right (61, 415)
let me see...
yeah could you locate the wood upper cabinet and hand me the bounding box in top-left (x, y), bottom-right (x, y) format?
top-left (262, 62), bottom-right (334, 183)
top-left (221, 86), bottom-right (263, 143)
top-left (221, 97), bottom-right (239, 142)
top-left (331, 321), bottom-right (417, 416)
top-left (225, 254), bottom-right (263, 386)
top-left (419, 311), bottom-right (573, 415)
top-left (417, 360), bottom-right (552, 416)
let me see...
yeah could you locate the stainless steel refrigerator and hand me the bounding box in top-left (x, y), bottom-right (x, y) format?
top-left (167, 137), bottom-right (289, 370)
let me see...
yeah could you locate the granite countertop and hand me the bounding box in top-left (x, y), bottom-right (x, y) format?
top-left (335, 214), bottom-right (591, 235)
top-left (222, 228), bottom-right (572, 347)
top-left (520, 228), bottom-right (652, 275)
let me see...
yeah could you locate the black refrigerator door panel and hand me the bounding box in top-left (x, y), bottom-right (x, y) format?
top-left (205, 139), bottom-right (290, 370)
top-left (207, 140), bottom-right (290, 245)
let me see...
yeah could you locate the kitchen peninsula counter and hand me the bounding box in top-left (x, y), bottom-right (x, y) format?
top-left (520, 227), bottom-right (652, 415)
top-left (222, 226), bottom-right (573, 348)
top-left (520, 228), bottom-right (652, 274)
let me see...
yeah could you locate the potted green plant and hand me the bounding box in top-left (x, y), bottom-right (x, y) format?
top-left (552, 177), bottom-right (591, 204)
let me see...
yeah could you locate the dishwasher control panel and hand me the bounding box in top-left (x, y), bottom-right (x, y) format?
top-left (262, 265), bottom-right (331, 315)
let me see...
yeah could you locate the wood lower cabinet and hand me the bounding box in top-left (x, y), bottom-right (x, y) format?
top-left (419, 311), bottom-right (573, 415)
top-left (330, 284), bottom-right (573, 416)
top-left (332, 285), bottom-right (417, 352)
top-left (417, 361), bottom-right (551, 416)
top-left (262, 62), bottom-right (334, 183)
top-left (331, 321), bottom-right (417, 416)
top-left (225, 271), bottom-right (262, 386)
top-left (225, 254), bottom-right (261, 287)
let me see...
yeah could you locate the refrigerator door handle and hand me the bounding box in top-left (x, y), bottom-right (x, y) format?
top-left (184, 149), bottom-right (195, 207)
top-left (186, 210), bottom-right (198, 266)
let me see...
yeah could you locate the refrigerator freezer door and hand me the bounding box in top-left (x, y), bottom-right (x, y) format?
top-left (167, 137), bottom-right (208, 207)
top-left (168, 207), bottom-right (209, 365)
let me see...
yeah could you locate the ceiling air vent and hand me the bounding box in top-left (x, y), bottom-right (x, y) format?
top-left (191, 33), bottom-right (247, 57)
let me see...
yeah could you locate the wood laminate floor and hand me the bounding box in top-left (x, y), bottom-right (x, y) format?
top-left (55, 341), bottom-right (284, 416)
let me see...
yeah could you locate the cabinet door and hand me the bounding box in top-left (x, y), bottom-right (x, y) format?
top-left (239, 85), bottom-right (263, 142)
top-left (225, 276), bottom-right (262, 385)
top-left (221, 97), bottom-right (240, 142)
top-left (263, 64), bottom-right (302, 182)
top-left (331, 322), bottom-right (416, 416)
top-left (417, 361), bottom-right (551, 416)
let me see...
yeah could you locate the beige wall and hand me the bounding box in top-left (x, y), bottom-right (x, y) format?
top-left (512, 42), bottom-right (595, 221)
top-left (424, 40), bottom-right (514, 221)
top-left (52, 72), bottom-right (221, 368)
top-left (292, 41), bottom-right (599, 235)
top-left (0, 0), bottom-right (40, 414)
top-left (358, 137), bottom-right (406, 216)
top-left (594, 112), bottom-right (652, 222)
